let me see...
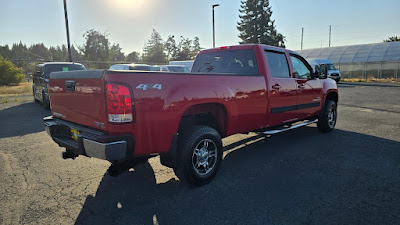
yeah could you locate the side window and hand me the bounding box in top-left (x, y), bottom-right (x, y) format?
top-left (290, 55), bottom-right (311, 79)
top-left (191, 49), bottom-right (259, 75)
top-left (161, 67), bottom-right (168, 72)
top-left (265, 51), bottom-right (290, 78)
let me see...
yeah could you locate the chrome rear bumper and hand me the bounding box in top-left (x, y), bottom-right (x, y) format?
top-left (44, 116), bottom-right (132, 161)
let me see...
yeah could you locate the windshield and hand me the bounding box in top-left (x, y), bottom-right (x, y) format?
top-left (167, 66), bottom-right (190, 73)
top-left (326, 64), bottom-right (337, 71)
top-left (191, 49), bottom-right (259, 75)
top-left (130, 66), bottom-right (151, 71)
top-left (44, 64), bottom-right (86, 78)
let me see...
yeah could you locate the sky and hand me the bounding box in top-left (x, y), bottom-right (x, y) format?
top-left (1, 0), bottom-right (399, 55)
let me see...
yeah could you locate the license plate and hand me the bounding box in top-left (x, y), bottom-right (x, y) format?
top-left (70, 128), bottom-right (80, 142)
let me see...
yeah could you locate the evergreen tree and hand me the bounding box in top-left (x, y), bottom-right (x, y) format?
top-left (237, 0), bottom-right (285, 47)
top-left (384, 36), bottom-right (400, 42)
top-left (142, 29), bottom-right (167, 63)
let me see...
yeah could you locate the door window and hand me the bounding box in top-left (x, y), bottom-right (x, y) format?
top-left (290, 56), bottom-right (312, 79)
top-left (265, 51), bottom-right (290, 78)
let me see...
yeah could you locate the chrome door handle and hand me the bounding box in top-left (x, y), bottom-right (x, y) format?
top-left (272, 84), bottom-right (281, 90)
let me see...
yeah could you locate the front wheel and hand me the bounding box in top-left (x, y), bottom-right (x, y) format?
top-left (317, 100), bottom-right (337, 132)
top-left (42, 93), bottom-right (50, 109)
top-left (173, 126), bottom-right (223, 186)
top-left (33, 89), bottom-right (39, 103)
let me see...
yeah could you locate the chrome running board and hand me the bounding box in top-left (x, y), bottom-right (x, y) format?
top-left (263, 119), bottom-right (318, 135)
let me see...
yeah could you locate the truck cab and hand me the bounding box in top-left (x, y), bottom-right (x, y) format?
top-left (33, 62), bottom-right (86, 108)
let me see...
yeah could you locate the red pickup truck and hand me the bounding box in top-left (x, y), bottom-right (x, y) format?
top-left (44, 44), bottom-right (338, 185)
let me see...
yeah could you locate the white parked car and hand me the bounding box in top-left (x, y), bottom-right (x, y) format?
top-left (157, 65), bottom-right (190, 73)
top-left (169, 60), bottom-right (194, 71)
top-left (109, 64), bottom-right (152, 71)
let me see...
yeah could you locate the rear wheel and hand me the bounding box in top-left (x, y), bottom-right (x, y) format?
top-left (173, 126), bottom-right (223, 186)
top-left (317, 100), bottom-right (337, 132)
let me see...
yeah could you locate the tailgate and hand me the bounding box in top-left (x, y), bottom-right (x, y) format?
top-left (49, 70), bottom-right (108, 131)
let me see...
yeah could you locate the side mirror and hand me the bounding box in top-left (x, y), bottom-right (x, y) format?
top-left (318, 64), bottom-right (328, 79)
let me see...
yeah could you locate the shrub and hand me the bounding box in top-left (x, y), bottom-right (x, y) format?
top-left (0, 57), bottom-right (25, 85)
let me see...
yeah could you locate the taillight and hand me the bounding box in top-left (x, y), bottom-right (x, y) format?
top-left (106, 83), bottom-right (134, 123)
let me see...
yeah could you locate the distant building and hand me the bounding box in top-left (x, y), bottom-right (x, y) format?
top-left (296, 41), bottom-right (400, 79)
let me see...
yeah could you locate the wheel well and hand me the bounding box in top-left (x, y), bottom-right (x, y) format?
top-left (326, 92), bottom-right (338, 103)
top-left (178, 103), bottom-right (227, 137)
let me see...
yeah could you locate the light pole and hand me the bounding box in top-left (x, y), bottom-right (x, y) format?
top-left (212, 4), bottom-right (220, 48)
top-left (63, 0), bottom-right (72, 62)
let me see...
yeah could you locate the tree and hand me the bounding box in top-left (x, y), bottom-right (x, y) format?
top-left (0, 56), bottom-right (25, 85)
top-left (237, 0), bottom-right (285, 47)
top-left (384, 36), bottom-right (400, 42)
top-left (175, 36), bottom-right (193, 60)
top-left (81, 29), bottom-right (110, 68)
top-left (165, 35), bottom-right (179, 60)
top-left (109, 43), bottom-right (125, 62)
top-left (192, 37), bottom-right (202, 57)
top-left (0, 45), bottom-right (11, 59)
top-left (49, 45), bottom-right (67, 61)
top-left (165, 35), bottom-right (202, 61)
top-left (70, 45), bottom-right (83, 62)
top-left (142, 29), bottom-right (168, 63)
top-left (28, 43), bottom-right (50, 61)
top-left (126, 51), bottom-right (140, 63)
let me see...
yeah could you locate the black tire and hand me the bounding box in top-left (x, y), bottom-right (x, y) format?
top-left (42, 93), bottom-right (50, 109)
top-left (33, 89), bottom-right (39, 103)
top-left (173, 126), bottom-right (223, 186)
top-left (317, 100), bottom-right (337, 132)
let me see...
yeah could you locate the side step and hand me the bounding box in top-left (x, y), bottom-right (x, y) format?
top-left (263, 119), bottom-right (318, 135)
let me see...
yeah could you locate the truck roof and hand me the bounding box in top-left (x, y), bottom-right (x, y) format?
top-left (37, 62), bottom-right (84, 66)
top-left (199, 44), bottom-right (297, 54)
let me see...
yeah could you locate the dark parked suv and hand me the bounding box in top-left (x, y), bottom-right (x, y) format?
top-left (33, 62), bottom-right (86, 108)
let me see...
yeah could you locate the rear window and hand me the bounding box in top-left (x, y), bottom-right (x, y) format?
top-left (192, 49), bottom-right (259, 75)
top-left (130, 66), bottom-right (151, 71)
top-left (45, 64), bottom-right (86, 78)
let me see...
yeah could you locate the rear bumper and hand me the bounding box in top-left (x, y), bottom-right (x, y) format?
top-left (43, 116), bottom-right (133, 161)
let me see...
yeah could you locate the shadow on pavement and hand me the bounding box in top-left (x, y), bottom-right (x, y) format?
top-left (0, 101), bottom-right (50, 138)
top-left (75, 127), bottom-right (400, 225)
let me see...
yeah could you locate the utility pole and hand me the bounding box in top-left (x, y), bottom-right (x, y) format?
top-left (301, 27), bottom-right (304, 50)
top-left (63, 0), bottom-right (72, 62)
top-left (329, 25), bottom-right (332, 48)
top-left (212, 4), bottom-right (220, 48)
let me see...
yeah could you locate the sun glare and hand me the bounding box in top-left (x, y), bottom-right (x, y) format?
top-left (106, 0), bottom-right (149, 14)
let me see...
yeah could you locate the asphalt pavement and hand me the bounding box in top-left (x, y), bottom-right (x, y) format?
top-left (0, 82), bottom-right (399, 225)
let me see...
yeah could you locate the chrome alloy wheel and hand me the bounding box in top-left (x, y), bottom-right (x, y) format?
top-left (192, 139), bottom-right (218, 176)
top-left (327, 106), bottom-right (336, 129)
